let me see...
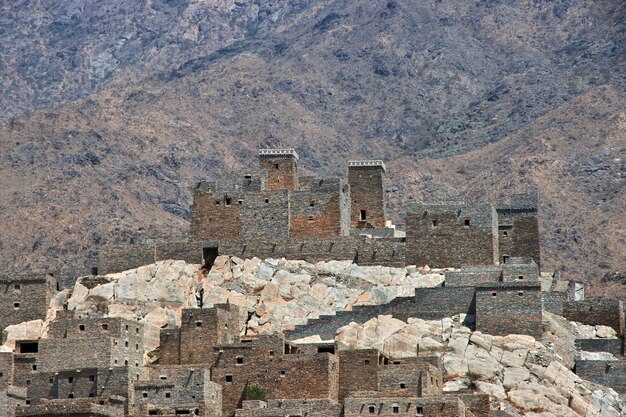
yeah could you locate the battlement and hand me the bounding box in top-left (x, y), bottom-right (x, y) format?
top-left (259, 148), bottom-right (299, 160)
top-left (347, 160), bottom-right (386, 172)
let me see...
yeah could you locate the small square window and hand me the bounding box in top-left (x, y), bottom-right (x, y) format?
top-left (102, 324), bottom-right (108, 331)
top-left (26, 379), bottom-right (31, 386)
top-left (518, 275), bottom-right (524, 280)
top-left (89, 375), bottom-right (95, 382)
top-left (392, 405), bottom-right (399, 414)
top-left (399, 382), bottom-right (406, 389)
top-left (310, 201), bottom-right (315, 207)
top-left (32, 365), bottom-right (37, 371)
top-left (215, 201), bottom-right (220, 205)
top-left (143, 392), bottom-right (148, 398)
top-left (464, 217), bottom-right (471, 226)
top-left (492, 291), bottom-right (497, 297)
top-left (503, 230), bottom-right (508, 236)
top-left (432, 219), bottom-right (438, 227)
top-left (68, 393), bottom-right (74, 399)
top-left (79, 324), bottom-right (85, 331)
top-left (49, 378), bottom-right (53, 384)
top-left (518, 291), bottom-right (524, 296)
top-left (264, 198), bottom-right (269, 203)
top-left (225, 375), bottom-right (233, 383)
top-left (165, 392), bottom-right (171, 398)
top-left (417, 406), bottom-right (424, 414)
top-left (68, 377), bottom-right (74, 383)
top-left (359, 209), bottom-right (367, 221)
top-left (124, 360), bottom-right (129, 366)
top-left (236, 356), bottom-right (244, 364)
top-left (364, 359), bottom-right (370, 365)
top-left (225, 198), bottom-right (232, 206)
top-left (196, 321), bottom-right (202, 327)
top-left (369, 405), bottom-right (376, 413)
top-left (269, 350), bottom-right (274, 356)
top-left (13, 302), bottom-right (20, 309)
top-left (274, 163), bottom-right (279, 169)
top-left (280, 370), bottom-right (286, 377)
top-left (14, 284), bottom-right (21, 290)
top-left (160, 375), bottom-right (167, 380)
top-left (125, 341), bottom-right (129, 347)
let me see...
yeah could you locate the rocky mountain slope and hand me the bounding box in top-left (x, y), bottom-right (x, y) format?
top-left (0, 0), bottom-right (624, 296)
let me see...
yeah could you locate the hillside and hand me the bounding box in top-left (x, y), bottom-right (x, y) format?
top-left (0, 0), bottom-right (624, 296)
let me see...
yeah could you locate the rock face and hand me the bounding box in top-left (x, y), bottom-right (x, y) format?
top-left (62, 257), bottom-right (446, 347)
top-left (333, 315), bottom-right (625, 417)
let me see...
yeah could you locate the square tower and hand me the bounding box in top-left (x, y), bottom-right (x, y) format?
top-left (259, 149), bottom-right (299, 191)
top-left (347, 160), bottom-right (386, 229)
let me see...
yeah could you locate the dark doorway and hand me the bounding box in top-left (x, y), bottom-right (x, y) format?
top-left (203, 246), bottom-right (219, 271)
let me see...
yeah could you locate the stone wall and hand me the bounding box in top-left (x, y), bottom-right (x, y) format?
top-left (16, 401), bottom-right (124, 417)
top-left (219, 236), bottom-right (405, 267)
top-left (338, 349), bottom-right (380, 402)
top-left (475, 283), bottom-right (543, 338)
top-left (496, 193), bottom-right (541, 268)
top-left (348, 162), bottom-right (386, 229)
top-left (575, 360), bottom-right (626, 394)
top-left (563, 300), bottom-right (624, 336)
top-left (343, 394), bottom-right (465, 417)
top-left (160, 305), bottom-right (242, 365)
top-left (290, 179), bottom-right (347, 238)
top-left (98, 245), bottom-right (155, 276)
top-left (27, 367), bottom-right (134, 408)
top-left (236, 399), bottom-right (342, 417)
top-left (406, 204), bottom-right (498, 268)
top-left (190, 182), bottom-right (244, 242)
top-left (259, 150), bottom-right (299, 191)
top-left (133, 366), bottom-right (221, 417)
top-left (0, 351), bottom-right (13, 390)
top-left (0, 274), bottom-right (56, 332)
top-left (575, 338), bottom-right (624, 356)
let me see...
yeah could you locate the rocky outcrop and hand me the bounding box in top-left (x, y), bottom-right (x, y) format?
top-left (60, 257), bottom-right (446, 349)
top-left (331, 315), bottom-right (625, 417)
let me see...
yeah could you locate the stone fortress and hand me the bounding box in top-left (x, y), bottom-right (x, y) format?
top-left (0, 149), bottom-right (623, 417)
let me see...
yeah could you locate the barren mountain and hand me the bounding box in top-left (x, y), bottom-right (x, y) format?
top-left (0, 0), bottom-right (624, 296)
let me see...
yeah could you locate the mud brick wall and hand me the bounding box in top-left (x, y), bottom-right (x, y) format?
top-left (497, 194), bottom-right (540, 269)
top-left (98, 244), bottom-right (155, 275)
top-left (445, 267), bottom-right (501, 287)
top-left (190, 184), bottom-right (243, 242)
top-left (348, 164), bottom-right (386, 229)
top-left (0, 274), bottom-right (56, 332)
top-left (133, 367), bottom-right (221, 417)
top-left (338, 349), bottom-right (380, 401)
top-left (290, 179), bottom-right (346, 238)
top-left (475, 283), bottom-right (543, 338)
top-left (406, 204), bottom-right (499, 268)
top-left (563, 300), bottom-right (624, 336)
top-left (575, 360), bottom-right (626, 394)
top-left (575, 338), bottom-right (624, 356)
top-left (259, 152), bottom-right (299, 191)
top-left (0, 351), bottom-right (13, 390)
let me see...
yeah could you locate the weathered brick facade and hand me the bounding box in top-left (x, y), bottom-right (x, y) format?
top-left (259, 149), bottom-right (299, 191)
top-left (496, 193), bottom-right (541, 268)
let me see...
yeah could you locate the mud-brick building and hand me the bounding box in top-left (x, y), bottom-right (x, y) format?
top-left (0, 274), bottom-right (57, 332)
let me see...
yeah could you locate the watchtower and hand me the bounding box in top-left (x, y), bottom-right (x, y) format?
top-left (259, 149), bottom-right (299, 191)
top-left (347, 160), bottom-right (386, 229)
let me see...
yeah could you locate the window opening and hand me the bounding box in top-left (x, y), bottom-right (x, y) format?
top-left (359, 209), bottom-right (367, 221)
top-left (432, 219), bottom-right (438, 227)
top-left (464, 217), bottom-right (471, 226)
